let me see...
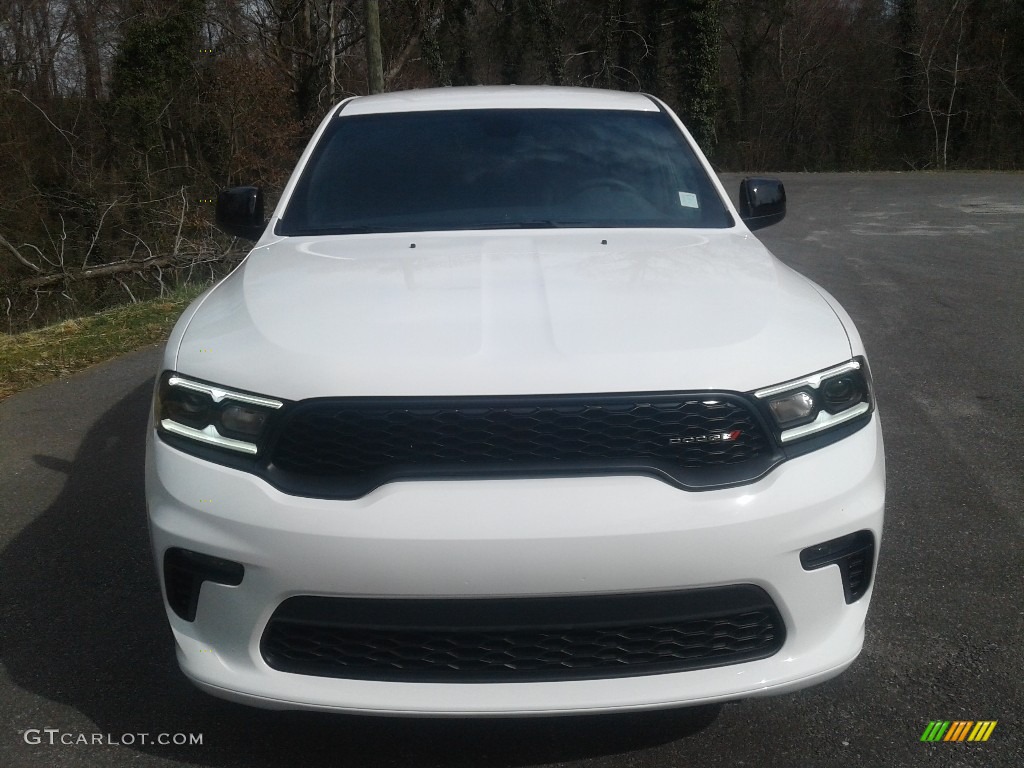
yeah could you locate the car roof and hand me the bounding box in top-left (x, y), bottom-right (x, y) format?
top-left (340, 86), bottom-right (660, 116)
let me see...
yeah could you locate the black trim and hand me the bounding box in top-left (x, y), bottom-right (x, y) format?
top-left (780, 414), bottom-right (873, 461)
top-left (800, 530), bottom-right (875, 603)
top-left (154, 371), bottom-right (289, 456)
top-left (163, 548), bottom-right (244, 622)
top-left (739, 177), bottom-right (786, 231)
top-left (640, 92), bottom-right (664, 113)
top-left (261, 586), bottom-right (786, 683)
top-left (753, 357), bottom-right (875, 454)
top-left (154, 371), bottom-right (874, 500)
top-left (262, 390), bottom-right (780, 499)
top-left (334, 98), bottom-right (353, 118)
top-left (270, 585), bottom-right (771, 630)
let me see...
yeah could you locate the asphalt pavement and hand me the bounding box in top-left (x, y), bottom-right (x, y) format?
top-left (1, 172), bottom-right (1021, 767)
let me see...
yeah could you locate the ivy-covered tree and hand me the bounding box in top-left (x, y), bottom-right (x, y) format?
top-left (109, 0), bottom-right (205, 167)
top-left (671, 0), bottom-right (721, 153)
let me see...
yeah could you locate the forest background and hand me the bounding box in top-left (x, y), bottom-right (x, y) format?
top-left (2, 0), bottom-right (1022, 332)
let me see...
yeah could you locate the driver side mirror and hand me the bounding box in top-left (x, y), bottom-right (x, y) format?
top-left (216, 186), bottom-right (266, 241)
top-left (739, 178), bottom-right (786, 231)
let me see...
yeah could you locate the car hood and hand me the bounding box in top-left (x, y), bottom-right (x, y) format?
top-left (172, 230), bottom-right (852, 399)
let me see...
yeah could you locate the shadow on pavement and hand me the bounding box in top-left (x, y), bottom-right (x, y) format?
top-left (0, 380), bottom-right (720, 767)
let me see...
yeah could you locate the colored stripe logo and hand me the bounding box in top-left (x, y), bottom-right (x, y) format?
top-left (920, 721), bottom-right (997, 742)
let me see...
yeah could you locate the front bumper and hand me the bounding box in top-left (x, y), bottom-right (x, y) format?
top-left (145, 416), bottom-right (884, 716)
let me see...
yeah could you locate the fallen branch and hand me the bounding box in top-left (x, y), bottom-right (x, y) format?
top-left (18, 245), bottom-right (243, 289)
top-left (19, 254), bottom-right (180, 288)
top-left (0, 233), bottom-right (42, 272)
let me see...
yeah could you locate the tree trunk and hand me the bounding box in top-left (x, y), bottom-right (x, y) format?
top-left (71, 1), bottom-right (102, 100)
top-left (895, 0), bottom-right (923, 165)
top-left (673, 0), bottom-right (721, 153)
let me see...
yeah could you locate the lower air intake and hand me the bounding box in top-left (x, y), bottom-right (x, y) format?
top-left (261, 586), bottom-right (785, 683)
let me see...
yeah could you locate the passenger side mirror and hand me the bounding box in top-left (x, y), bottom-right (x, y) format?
top-left (216, 186), bottom-right (266, 241)
top-left (739, 178), bottom-right (786, 231)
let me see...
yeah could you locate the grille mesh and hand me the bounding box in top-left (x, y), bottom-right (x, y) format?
top-left (266, 393), bottom-right (775, 497)
top-left (261, 588), bottom-right (785, 682)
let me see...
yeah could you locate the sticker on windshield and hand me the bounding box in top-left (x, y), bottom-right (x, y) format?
top-left (678, 191), bottom-right (699, 209)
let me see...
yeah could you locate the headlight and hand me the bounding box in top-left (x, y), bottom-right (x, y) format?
top-left (766, 389), bottom-right (816, 427)
top-left (156, 373), bottom-right (283, 454)
top-left (754, 359), bottom-right (872, 443)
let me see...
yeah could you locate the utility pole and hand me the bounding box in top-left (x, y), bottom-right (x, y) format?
top-left (365, 0), bottom-right (384, 93)
top-left (328, 0), bottom-right (336, 103)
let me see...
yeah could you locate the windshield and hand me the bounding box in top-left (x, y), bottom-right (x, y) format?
top-left (279, 108), bottom-right (733, 235)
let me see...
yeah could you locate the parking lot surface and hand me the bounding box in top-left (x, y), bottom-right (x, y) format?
top-left (1, 172), bottom-right (1021, 767)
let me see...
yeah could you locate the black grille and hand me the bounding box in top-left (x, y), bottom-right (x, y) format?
top-left (261, 587), bottom-right (785, 683)
top-left (845, 550), bottom-right (871, 601)
top-left (265, 392), bottom-right (777, 498)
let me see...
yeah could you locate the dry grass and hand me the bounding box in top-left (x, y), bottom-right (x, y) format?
top-left (0, 283), bottom-right (208, 401)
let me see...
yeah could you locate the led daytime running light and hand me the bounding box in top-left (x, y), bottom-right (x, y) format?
top-left (754, 360), bottom-right (871, 443)
top-left (159, 374), bottom-right (283, 455)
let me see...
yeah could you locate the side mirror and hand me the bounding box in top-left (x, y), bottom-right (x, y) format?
top-left (739, 178), bottom-right (786, 231)
top-left (216, 186), bottom-right (266, 241)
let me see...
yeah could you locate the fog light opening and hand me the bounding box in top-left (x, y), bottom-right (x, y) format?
top-left (800, 530), bottom-right (875, 604)
top-left (164, 548), bottom-right (245, 622)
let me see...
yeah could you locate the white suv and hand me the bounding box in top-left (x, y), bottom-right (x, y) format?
top-left (146, 86), bottom-right (884, 716)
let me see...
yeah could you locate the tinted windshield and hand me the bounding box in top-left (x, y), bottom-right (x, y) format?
top-left (279, 108), bottom-right (733, 235)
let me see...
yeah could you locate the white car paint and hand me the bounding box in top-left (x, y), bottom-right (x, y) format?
top-left (172, 229), bottom-right (850, 400)
top-left (146, 85), bottom-right (885, 716)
